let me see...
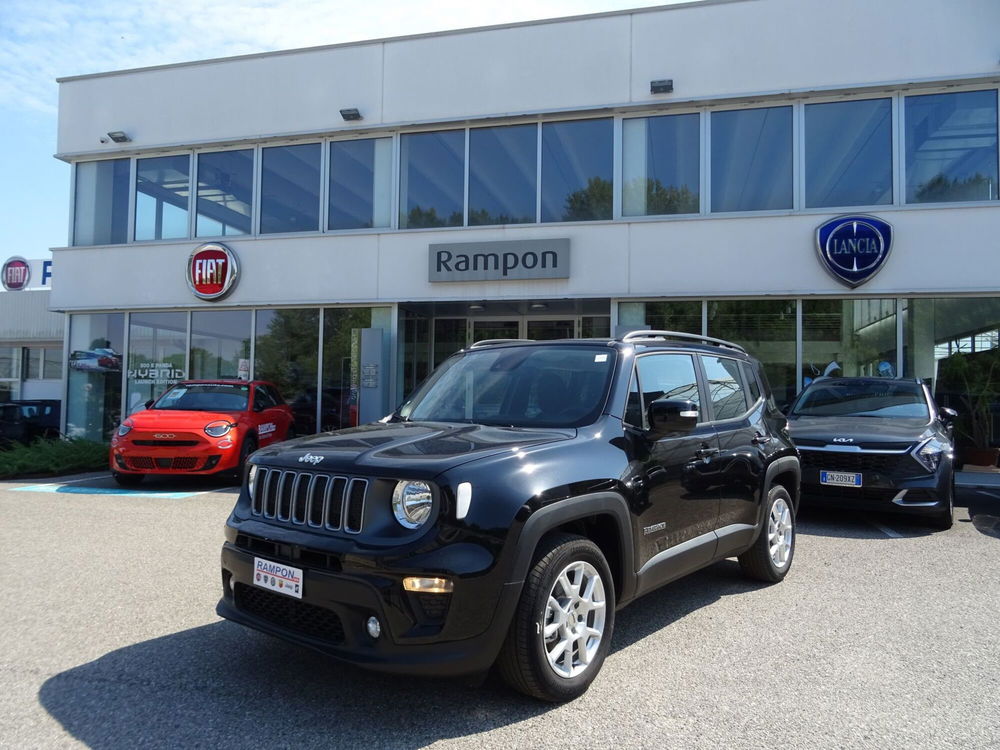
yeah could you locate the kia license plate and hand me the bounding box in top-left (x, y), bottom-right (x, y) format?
top-left (253, 557), bottom-right (303, 599)
top-left (820, 471), bottom-right (862, 488)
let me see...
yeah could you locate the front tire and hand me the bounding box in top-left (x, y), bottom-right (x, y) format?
top-left (497, 533), bottom-right (615, 702)
top-left (231, 435), bottom-right (257, 482)
top-left (739, 485), bottom-right (795, 583)
top-left (112, 471), bottom-right (144, 487)
top-left (928, 474), bottom-right (954, 531)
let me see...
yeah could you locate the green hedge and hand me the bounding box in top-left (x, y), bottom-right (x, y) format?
top-left (0, 439), bottom-right (109, 479)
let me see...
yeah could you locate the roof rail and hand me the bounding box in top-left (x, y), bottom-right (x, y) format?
top-left (468, 338), bottom-right (535, 349)
top-left (620, 329), bottom-right (747, 354)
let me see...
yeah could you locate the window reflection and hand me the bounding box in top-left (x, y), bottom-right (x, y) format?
top-left (803, 299), bottom-right (897, 386)
top-left (711, 106), bottom-right (792, 212)
top-left (469, 124), bottom-right (537, 225)
top-left (399, 131), bottom-right (465, 228)
top-left (74, 159), bottom-right (130, 246)
top-left (190, 310), bottom-right (251, 380)
top-left (67, 314), bottom-right (124, 440)
top-left (806, 99), bottom-right (892, 208)
top-left (254, 309), bottom-right (319, 431)
top-left (260, 143), bottom-right (321, 234)
top-left (622, 114), bottom-right (700, 216)
top-left (196, 149), bottom-right (253, 237)
top-left (541, 119), bottom-right (613, 222)
top-left (135, 155), bottom-right (190, 241)
top-left (126, 312), bottom-right (187, 415)
top-left (905, 90), bottom-right (998, 203)
top-left (329, 138), bottom-right (392, 230)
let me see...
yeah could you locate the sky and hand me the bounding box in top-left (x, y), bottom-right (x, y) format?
top-left (0, 0), bottom-right (678, 260)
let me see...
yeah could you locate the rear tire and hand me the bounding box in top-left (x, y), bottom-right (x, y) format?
top-left (497, 533), bottom-right (615, 702)
top-left (112, 471), bottom-right (144, 487)
top-left (739, 485), bottom-right (795, 583)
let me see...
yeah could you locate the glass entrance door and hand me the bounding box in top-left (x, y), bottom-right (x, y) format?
top-left (472, 319), bottom-right (521, 343)
top-left (526, 318), bottom-right (575, 340)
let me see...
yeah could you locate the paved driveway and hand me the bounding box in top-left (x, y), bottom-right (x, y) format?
top-left (1, 472), bottom-right (998, 749)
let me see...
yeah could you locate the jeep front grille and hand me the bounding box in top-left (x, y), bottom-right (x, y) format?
top-left (250, 467), bottom-right (367, 534)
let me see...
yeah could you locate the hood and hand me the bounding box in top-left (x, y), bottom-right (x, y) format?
top-left (126, 409), bottom-right (243, 429)
top-left (787, 415), bottom-right (932, 447)
top-left (251, 420), bottom-right (575, 476)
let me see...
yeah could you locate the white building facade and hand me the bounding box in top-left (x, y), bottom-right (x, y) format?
top-left (53, 0), bottom-right (1000, 447)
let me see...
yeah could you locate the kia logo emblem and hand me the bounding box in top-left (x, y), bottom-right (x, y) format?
top-left (187, 243), bottom-right (239, 301)
top-left (833, 437), bottom-right (854, 443)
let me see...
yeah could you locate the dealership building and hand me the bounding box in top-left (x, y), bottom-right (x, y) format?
top-left (52, 0), bottom-right (1000, 449)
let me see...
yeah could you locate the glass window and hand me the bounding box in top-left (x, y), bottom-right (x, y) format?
top-left (541, 119), bottom-right (613, 222)
top-left (254, 309), bottom-right (319, 432)
top-left (0, 346), bottom-right (18, 380)
top-left (329, 138), bottom-right (392, 230)
top-left (636, 353), bottom-right (701, 410)
top-left (622, 114), bottom-right (700, 216)
top-left (711, 106), bottom-right (792, 212)
top-left (805, 98), bottom-right (892, 208)
top-left (468, 124), bottom-right (537, 225)
top-left (702, 356), bottom-right (748, 420)
top-left (904, 297), bottom-right (1000, 452)
top-left (126, 312), bottom-right (187, 415)
top-left (708, 299), bottom-right (796, 408)
top-left (433, 319), bottom-right (467, 368)
top-left (741, 361), bottom-right (762, 403)
top-left (906, 90), bottom-right (998, 204)
top-left (190, 310), bottom-right (251, 380)
top-left (322, 307), bottom-right (374, 432)
top-left (25, 349), bottom-right (41, 380)
top-left (399, 131), bottom-right (465, 229)
top-left (803, 299), bottom-right (898, 386)
top-left (135, 155), bottom-right (190, 241)
top-left (254, 385), bottom-right (277, 410)
top-left (196, 149), bottom-right (253, 237)
top-left (581, 316), bottom-right (611, 338)
top-left (643, 301), bottom-right (703, 335)
top-left (43, 348), bottom-right (62, 379)
top-left (66, 313), bottom-right (124, 440)
top-left (74, 159), bottom-right (129, 246)
top-left (260, 143), bottom-right (321, 234)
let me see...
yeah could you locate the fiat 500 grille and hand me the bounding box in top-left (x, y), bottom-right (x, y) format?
top-left (250, 467), bottom-right (367, 534)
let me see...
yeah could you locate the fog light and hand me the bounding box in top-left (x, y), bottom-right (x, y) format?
top-left (366, 616), bottom-right (381, 639)
top-left (403, 577), bottom-right (454, 594)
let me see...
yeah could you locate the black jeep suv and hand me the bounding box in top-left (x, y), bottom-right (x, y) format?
top-left (786, 377), bottom-right (956, 529)
top-left (217, 332), bottom-right (800, 701)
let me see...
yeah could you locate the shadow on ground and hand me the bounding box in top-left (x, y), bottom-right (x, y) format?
top-left (39, 562), bottom-right (760, 748)
top-left (958, 485), bottom-right (1000, 539)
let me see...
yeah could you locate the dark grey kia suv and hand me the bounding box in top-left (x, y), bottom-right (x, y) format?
top-left (786, 377), bottom-right (955, 529)
top-left (217, 331), bottom-right (800, 701)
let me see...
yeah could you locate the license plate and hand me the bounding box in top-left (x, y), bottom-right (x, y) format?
top-left (820, 471), bottom-right (862, 487)
top-left (253, 557), bottom-right (303, 599)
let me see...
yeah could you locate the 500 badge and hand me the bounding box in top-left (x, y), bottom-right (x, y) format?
top-left (187, 243), bottom-right (239, 301)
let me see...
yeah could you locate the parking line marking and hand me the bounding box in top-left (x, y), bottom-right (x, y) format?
top-left (867, 518), bottom-right (905, 539)
top-left (12, 484), bottom-right (208, 499)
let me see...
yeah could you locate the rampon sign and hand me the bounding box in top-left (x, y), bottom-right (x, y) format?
top-left (816, 215), bottom-right (893, 288)
top-left (429, 239), bottom-right (570, 282)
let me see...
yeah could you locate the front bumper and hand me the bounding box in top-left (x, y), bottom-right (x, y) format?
top-left (110, 433), bottom-right (239, 475)
top-left (799, 467), bottom-right (951, 516)
top-left (217, 531), bottom-right (519, 677)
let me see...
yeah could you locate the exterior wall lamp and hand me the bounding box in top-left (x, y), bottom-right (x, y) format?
top-left (340, 108), bottom-right (362, 121)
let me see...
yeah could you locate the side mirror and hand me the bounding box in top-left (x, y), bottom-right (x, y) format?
top-left (144, 399), bottom-right (155, 409)
top-left (646, 398), bottom-right (698, 440)
top-left (940, 406), bottom-right (958, 423)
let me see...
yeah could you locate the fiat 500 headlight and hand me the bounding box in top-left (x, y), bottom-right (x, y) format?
top-left (392, 480), bottom-right (433, 529)
top-left (913, 437), bottom-right (950, 473)
top-left (204, 420), bottom-right (234, 437)
top-left (117, 419), bottom-right (134, 437)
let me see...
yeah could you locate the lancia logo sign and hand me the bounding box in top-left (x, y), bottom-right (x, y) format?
top-left (187, 243), bottom-right (239, 300)
top-left (816, 215), bottom-right (892, 288)
top-left (1, 257), bottom-right (30, 291)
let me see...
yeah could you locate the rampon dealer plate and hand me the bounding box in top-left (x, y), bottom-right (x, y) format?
top-left (820, 471), bottom-right (862, 488)
top-left (253, 557), bottom-right (303, 599)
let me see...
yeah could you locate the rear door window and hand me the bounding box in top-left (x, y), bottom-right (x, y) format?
top-left (701, 356), bottom-right (748, 421)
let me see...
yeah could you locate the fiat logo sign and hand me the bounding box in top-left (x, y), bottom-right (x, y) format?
top-left (2, 257), bottom-right (30, 291)
top-left (187, 243), bottom-right (239, 301)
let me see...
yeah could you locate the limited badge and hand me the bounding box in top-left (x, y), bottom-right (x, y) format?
top-left (815, 215), bottom-right (893, 288)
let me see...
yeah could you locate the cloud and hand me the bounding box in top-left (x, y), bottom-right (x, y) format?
top-left (0, 0), bottom-right (669, 115)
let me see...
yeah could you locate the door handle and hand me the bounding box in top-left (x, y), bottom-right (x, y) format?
top-left (752, 433), bottom-right (772, 445)
top-left (694, 446), bottom-right (719, 459)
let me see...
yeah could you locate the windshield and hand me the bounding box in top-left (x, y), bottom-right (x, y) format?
top-left (790, 381), bottom-right (929, 419)
top-left (153, 383), bottom-right (249, 412)
top-left (399, 345), bottom-right (616, 428)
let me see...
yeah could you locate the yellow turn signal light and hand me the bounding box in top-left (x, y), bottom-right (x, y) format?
top-left (403, 576), bottom-right (454, 594)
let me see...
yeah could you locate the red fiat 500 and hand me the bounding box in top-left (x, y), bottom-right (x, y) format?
top-left (110, 380), bottom-right (294, 486)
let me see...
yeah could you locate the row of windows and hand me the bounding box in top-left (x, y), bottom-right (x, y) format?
top-left (71, 87), bottom-right (1000, 246)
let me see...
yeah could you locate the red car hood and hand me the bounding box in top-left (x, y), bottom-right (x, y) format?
top-left (128, 409), bottom-right (244, 429)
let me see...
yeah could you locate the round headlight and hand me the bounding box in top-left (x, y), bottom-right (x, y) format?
top-left (205, 420), bottom-right (233, 438)
top-left (117, 420), bottom-right (133, 437)
top-left (392, 480), bottom-right (433, 529)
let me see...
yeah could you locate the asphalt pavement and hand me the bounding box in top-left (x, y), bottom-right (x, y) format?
top-left (1, 472), bottom-right (998, 749)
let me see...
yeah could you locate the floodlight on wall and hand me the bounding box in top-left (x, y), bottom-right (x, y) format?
top-left (339, 108), bottom-right (362, 121)
top-left (650, 79), bottom-right (674, 94)
top-left (106, 131), bottom-right (131, 143)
